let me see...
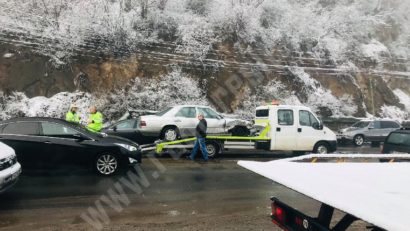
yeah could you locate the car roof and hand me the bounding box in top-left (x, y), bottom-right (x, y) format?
top-left (0, 117), bottom-right (70, 124)
top-left (359, 118), bottom-right (399, 122)
top-left (255, 104), bottom-right (311, 111)
top-left (0, 117), bottom-right (97, 136)
top-left (390, 129), bottom-right (410, 134)
top-left (171, 105), bottom-right (212, 108)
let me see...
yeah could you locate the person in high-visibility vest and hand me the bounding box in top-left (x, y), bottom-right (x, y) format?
top-left (87, 106), bottom-right (103, 132)
top-left (65, 104), bottom-right (81, 124)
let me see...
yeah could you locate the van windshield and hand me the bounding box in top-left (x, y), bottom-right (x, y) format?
top-left (352, 121), bottom-right (370, 128)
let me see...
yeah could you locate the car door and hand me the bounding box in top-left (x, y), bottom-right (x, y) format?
top-left (0, 121), bottom-right (47, 168)
top-left (365, 121), bottom-right (382, 141)
top-left (380, 121), bottom-right (401, 140)
top-left (40, 122), bottom-right (91, 169)
top-left (274, 109), bottom-right (297, 150)
top-left (174, 107), bottom-right (198, 137)
top-left (106, 120), bottom-right (139, 141)
top-left (197, 107), bottom-right (225, 134)
top-left (296, 110), bottom-right (324, 151)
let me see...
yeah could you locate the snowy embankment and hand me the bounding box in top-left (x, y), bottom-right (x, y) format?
top-left (1, 68), bottom-right (409, 123)
top-left (0, 70), bottom-right (207, 122)
top-left (0, 1), bottom-right (409, 122)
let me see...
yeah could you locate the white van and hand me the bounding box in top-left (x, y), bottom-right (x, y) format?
top-left (0, 142), bottom-right (22, 193)
top-left (254, 104), bottom-right (337, 154)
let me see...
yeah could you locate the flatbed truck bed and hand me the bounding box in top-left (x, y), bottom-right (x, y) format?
top-left (238, 154), bottom-right (410, 231)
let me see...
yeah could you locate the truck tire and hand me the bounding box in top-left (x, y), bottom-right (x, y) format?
top-left (202, 141), bottom-right (220, 158)
top-left (313, 142), bottom-right (330, 154)
top-left (353, 135), bottom-right (364, 146)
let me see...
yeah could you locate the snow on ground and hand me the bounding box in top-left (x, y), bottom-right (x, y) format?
top-left (0, 69), bottom-right (207, 123)
top-left (380, 105), bottom-right (409, 122)
top-left (361, 39), bottom-right (390, 61)
top-left (0, 1), bottom-right (409, 63)
top-left (289, 67), bottom-right (358, 117)
top-left (393, 89), bottom-right (410, 112)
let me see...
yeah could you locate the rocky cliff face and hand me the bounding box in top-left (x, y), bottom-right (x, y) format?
top-left (0, 0), bottom-right (409, 121)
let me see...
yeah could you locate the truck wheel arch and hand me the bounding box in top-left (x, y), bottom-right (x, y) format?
top-left (203, 140), bottom-right (221, 158)
top-left (313, 141), bottom-right (331, 154)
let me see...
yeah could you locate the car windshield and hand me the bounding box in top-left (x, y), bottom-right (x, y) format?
top-left (155, 107), bottom-right (173, 116)
top-left (66, 122), bottom-right (100, 138)
top-left (386, 133), bottom-right (410, 147)
top-left (352, 121), bottom-right (370, 128)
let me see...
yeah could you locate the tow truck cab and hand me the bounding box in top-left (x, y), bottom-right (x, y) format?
top-left (254, 105), bottom-right (337, 153)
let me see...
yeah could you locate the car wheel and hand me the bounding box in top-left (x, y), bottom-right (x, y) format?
top-left (313, 142), bottom-right (330, 154)
top-left (231, 126), bottom-right (250, 136)
top-left (203, 141), bottom-right (220, 158)
top-left (162, 127), bottom-right (179, 141)
top-left (95, 153), bottom-right (120, 176)
top-left (353, 135), bottom-right (364, 146)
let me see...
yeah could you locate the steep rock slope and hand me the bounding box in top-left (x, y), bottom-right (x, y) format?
top-left (0, 0), bottom-right (409, 121)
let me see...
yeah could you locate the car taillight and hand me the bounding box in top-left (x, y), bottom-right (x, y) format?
top-left (140, 120), bottom-right (146, 127)
top-left (294, 216), bottom-right (303, 226)
top-left (271, 201), bottom-right (286, 223)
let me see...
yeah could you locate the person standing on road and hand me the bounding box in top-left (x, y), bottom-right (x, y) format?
top-left (65, 104), bottom-right (81, 124)
top-left (189, 114), bottom-right (209, 161)
top-left (87, 106), bottom-right (103, 132)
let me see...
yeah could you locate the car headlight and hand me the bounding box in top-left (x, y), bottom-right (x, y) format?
top-left (115, 143), bottom-right (138, 152)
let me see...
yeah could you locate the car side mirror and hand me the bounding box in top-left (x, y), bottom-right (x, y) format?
top-left (113, 126), bottom-right (117, 132)
top-left (313, 122), bottom-right (323, 130)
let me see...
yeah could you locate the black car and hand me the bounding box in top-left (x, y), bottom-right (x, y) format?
top-left (102, 119), bottom-right (157, 145)
top-left (381, 128), bottom-right (410, 154)
top-left (0, 118), bottom-right (141, 176)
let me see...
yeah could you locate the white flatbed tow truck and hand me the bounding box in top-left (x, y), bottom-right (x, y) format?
top-left (140, 104), bottom-right (338, 157)
top-left (238, 154), bottom-right (410, 231)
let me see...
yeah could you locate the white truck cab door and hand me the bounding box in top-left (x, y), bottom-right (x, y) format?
top-left (197, 107), bottom-right (225, 134)
top-left (174, 107), bottom-right (198, 137)
top-left (296, 110), bottom-right (324, 151)
top-left (274, 109), bottom-right (297, 150)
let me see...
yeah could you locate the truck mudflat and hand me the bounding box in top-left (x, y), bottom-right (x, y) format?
top-left (238, 154), bottom-right (410, 231)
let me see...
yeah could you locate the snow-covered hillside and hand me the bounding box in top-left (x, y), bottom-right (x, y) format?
top-left (0, 0), bottom-right (409, 122)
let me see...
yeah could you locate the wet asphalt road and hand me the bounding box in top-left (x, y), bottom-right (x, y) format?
top-left (0, 145), bottom-right (379, 230)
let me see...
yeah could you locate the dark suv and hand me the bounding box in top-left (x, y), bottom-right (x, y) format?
top-left (0, 118), bottom-right (142, 176)
top-left (381, 127), bottom-right (410, 154)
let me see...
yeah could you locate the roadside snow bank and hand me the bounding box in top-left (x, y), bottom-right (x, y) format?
top-left (0, 70), bottom-right (207, 122)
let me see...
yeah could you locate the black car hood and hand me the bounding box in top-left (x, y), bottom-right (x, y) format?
top-left (98, 134), bottom-right (139, 146)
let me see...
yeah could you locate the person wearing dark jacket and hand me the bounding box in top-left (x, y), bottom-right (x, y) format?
top-left (189, 114), bottom-right (209, 161)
